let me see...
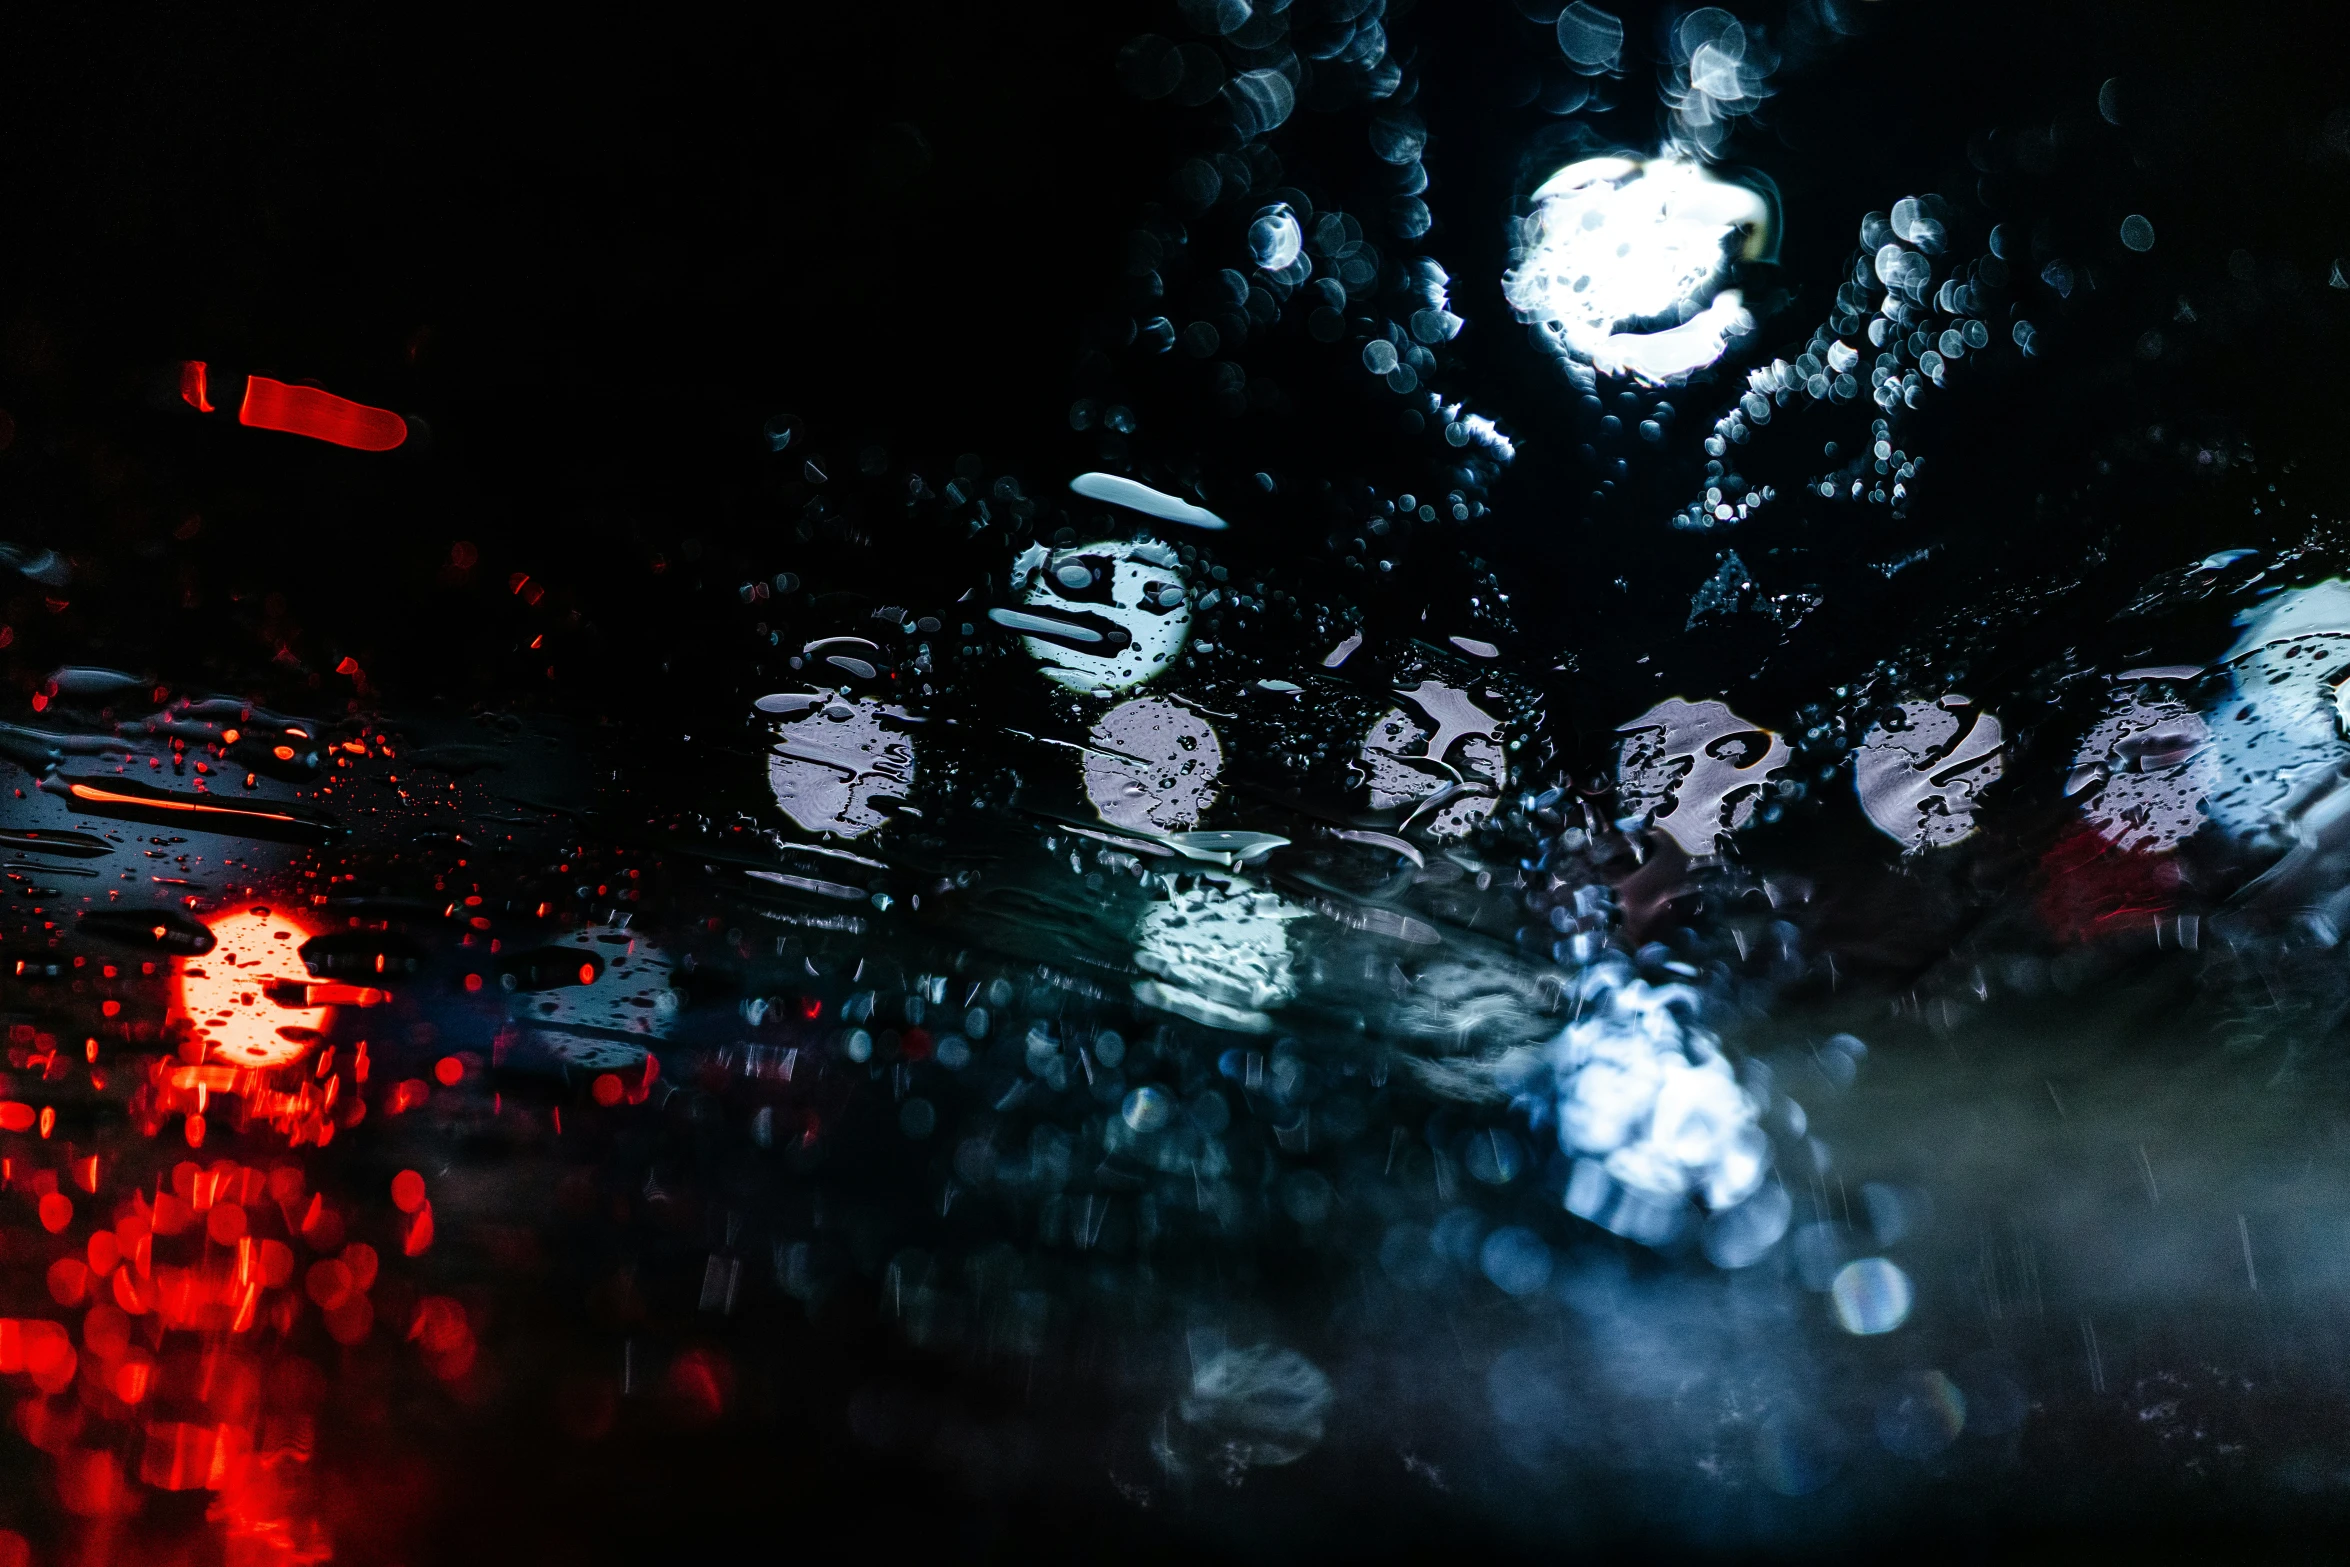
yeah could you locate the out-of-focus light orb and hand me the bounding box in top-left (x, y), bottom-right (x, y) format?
top-left (1830, 1256), bottom-right (1914, 1335)
top-left (178, 906), bottom-right (327, 1069)
top-left (1701, 1181), bottom-right (1792, 1268)
top-left (1616, 697), bottom-right (1790, 857)
top-left (1854, 696), bottom-right (2005, 851)
top-left (518, 926), bottom-right (671, 1039)
top-left (1248, 202), bottom-right (1303, 271)
top-left (517, 924), bottom-right (674, 1071)
top-left (1875, 1369), bottom-right (1967, 1460)
top-left (1503, 156), bottom-right (1770, 384)
top-left (758, 689), bottom-right (917, 838)
top-left (1548, 967), bottom-right (1772, 1251)
top-left (1084, 696), bottom-right (1221, 832)
top-left (2207, 580), bottom-right (2350, 836)
top-left (1003, 539), bottom-right (1190, 693)
top-left (1478, 1227), bottom-right (1555, 1296)
top-left (1361, 680), bottom-right (1507, 838)
top-left (1665, 9), bottom-right (1772, 157)
top-left (2067, 678), bottom-right (2214, 851)
top-left (1131, 872), bottom-right (1305, 1033)
top-left (1177, 1344), bottom-right (1333, 1470)
top-left (1120, 1083), bottom-right (1175, 1133)
top-left (1556, 2), bottom-right (1624, 72)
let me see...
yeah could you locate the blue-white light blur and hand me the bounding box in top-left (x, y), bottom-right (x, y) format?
top-left (2205, 579), bottom-right (2350, 836)
top-left (1504, 156), bottom-right (1768, 384)
top-left (1507, 962), bottom-right (1773, 1250)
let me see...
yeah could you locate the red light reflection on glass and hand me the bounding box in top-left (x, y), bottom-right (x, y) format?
top-left (237, 376), bottom-right (407, 452)
top-left (175, 907), bottom-right (331, 1070)
top-left (179, 360), bottom-right (215, 413)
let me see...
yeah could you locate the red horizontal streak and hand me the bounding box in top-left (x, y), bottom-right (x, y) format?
top-left (237, 375), bottom-right (406, 452)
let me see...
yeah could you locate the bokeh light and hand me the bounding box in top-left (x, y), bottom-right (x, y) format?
top-left (1504, 156), bottom-right (1769, 383)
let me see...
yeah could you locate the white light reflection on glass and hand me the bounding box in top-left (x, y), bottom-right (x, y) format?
top-left (1503, 156), bottom-right (1768, 384)
top-left (1004, 538), bottom-right (1192, 694)
top-left (1132, 873), bottom-right (1304, 1033)
top-left (1083, 696), bottom-right (1221, 833)
top-left (1513, 963), bottom-right (1773, 1252)
top-left (1615, 697), bottom-right (1791, 857)
top-left (2205, 580), bottom-right (2350, 837)
top-left (758, 689), bottom-right (918, 839)
top-left (2067, 678), bottom-right (2214, 852)
top-left (1854, 696), bottom-right (2005, 852)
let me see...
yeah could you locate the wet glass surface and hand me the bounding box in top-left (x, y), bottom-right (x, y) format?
top-left (5, 2), bottom-right (2350, 1560)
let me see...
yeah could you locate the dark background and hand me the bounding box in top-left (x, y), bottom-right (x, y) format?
top-left (2, 1), bottom-right (2343, 715)
top-left (3, 1), bottom-right (2346, 746)
top-left (7, 3), bottom-right (2350, 1559)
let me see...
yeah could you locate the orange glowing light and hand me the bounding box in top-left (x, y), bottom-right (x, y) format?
top-left (66, 780), bottom-right (306, 824)
top-left (174, 907), bottom-right (332, 1070)
top-left (237, 375), bottom-right (407, 452)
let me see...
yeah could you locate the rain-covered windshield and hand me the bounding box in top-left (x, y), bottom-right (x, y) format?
top-left (0, 2), bottom-right (2347, 1559)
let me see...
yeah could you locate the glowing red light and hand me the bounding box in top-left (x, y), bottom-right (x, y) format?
top-left (46, 1258), bottom-right (87, 1306)
top-left (305, 1259), bottom-right (352, 1311)
top-left (402, 1200), bottom-right (435, 1256)
top-left (112, 1358), bottom-right (152, 1404)
top-left (179, 360), bottom-right (215, 413)
top-left (390, 1170), bottom-right (426, 1213)
top-left (236, 375), bottom-right (407, 452)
